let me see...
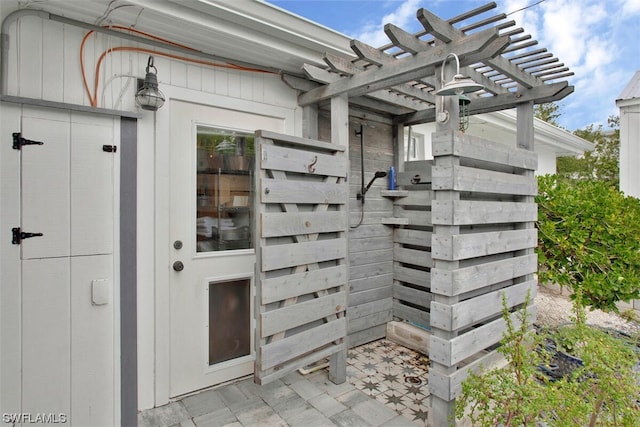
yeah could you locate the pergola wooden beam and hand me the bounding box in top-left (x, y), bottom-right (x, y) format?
top-left (315, 57), bottom-right (434, 106)
top-left (301, 64), bottom-right (426, 113)
top-left (383, 23), bottom-right (431, 55)
top-left (417, 8), bottom-right (542, 89)
top-left (396, 81), bottom-right (573, 125)
top-left (298, 28), bottom-right (508, 106)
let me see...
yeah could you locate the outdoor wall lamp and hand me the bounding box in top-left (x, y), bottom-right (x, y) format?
top-left (136, 56), bottom-right (165, 111)
top-left (435, 53), bottom-right (484, 125)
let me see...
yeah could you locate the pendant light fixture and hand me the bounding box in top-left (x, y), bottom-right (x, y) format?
top-left (136, 56), bottom-right (165, 111)
top-left (435, 53), bottom-right (484, 126)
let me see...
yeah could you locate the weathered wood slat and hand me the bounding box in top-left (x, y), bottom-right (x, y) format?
top-left (349, 286), bottom-right (392, 307)
top-left (395, 246), bottom-right (433, 268)
top-left (432, 229), bottom-right (537, 261)
top-left (392, 301), bottom-right (430, 327)
top-left (393, 284), bottom-right (433, 308)
top-left (393, 190), bottom-right (433, 206)
top-left (432, 131), bottom-right (538, 170)
top-left (350, 261), bottom-right (393, 280)
top-left (261, 291), bottom-right (347, 337)
top-left (256, 130), bottom-right (345, 152)
top-left (350, 273), bottom-right (393, 293)
top-left (262, 265), bottom-right (347, 304)
top-left (350, 250), bottom-right (393, 267)
top-left (431, 254), bottom-right (537, 296)
top-left (261, 211), bottom-right (347, 238)
top-left (261, 179), bottom-right (348, 204)
top-left (429, 349), bottom-right (505, 400)
top-left (256, 341), bottom-right (346, 385)
top-left (394, 265), bottom-right (431, 289)
top-left (260, 144), bottom-right (347, 177)
top-left (430, 280), bottom-right (535, 331)
top-left (348, 324), bottom-right (387, 348)
top-left (349, 236), bottom-right (394, 252)
top-left (347, 298), bottom-right (393, 320)
top-left (397, 170), bottom-right (432, 186)
top-left (348, 310), bottom-right (393, 334)
top-left (393, 207), bottom-right (432, 226)
top-left (432, 200), bottom-right (537, 225)
top-left (429, 307), bottom-right (536, 366)
top-left (262, 238), bottom-right (348, 271)
top-left (432, 165), bottom-right (537, 196)
top-left (381, 217), bottom-right (409, 225)
top-left (394, 228), bottom-right (432, 247)
top-left (259, 317), bottom-right (346, 371)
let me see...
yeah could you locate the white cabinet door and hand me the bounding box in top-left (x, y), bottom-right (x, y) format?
top-left (1, 107), bottom-right (118, 426)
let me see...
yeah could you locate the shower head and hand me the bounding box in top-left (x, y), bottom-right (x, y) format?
top-left (363, 171), bottom-right (388, 195)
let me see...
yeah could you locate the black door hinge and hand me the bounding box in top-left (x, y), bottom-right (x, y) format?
top-left (12, 132), bottom-right (44, 150)
top-left (102, 145), bottom-right (117, 153)
top-left (12, 227), bottom-right (43, 244)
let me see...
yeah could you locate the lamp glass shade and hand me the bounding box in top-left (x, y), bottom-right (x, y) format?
top-left (136, 72), bottom-right (165, 111)
top-left (435, 74), bottom-right (484, 96)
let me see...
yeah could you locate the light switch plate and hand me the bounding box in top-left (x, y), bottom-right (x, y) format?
top-left (92, 279), bottom-right (110, 305)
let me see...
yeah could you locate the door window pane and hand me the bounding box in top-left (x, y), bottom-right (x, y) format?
top-left (208, 279), bottom-right (251, 365)
top-left (196, 127), bottom-right (254, 252)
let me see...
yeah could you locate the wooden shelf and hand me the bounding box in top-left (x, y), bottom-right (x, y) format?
top-left (381, 217), bottom-right (409, 225)
top-left (381, 190), bottom-right (409, 198)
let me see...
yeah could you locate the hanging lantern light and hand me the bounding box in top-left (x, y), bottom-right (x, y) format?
top-left (435, 53), bottom-right (484, 126)
top-left (458, 94), bottom-right (470, 132)
top-left (136, 56), bottom-right (165, 111)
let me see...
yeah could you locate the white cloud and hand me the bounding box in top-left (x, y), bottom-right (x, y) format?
top-left (500, 0), bottom-right (634, 128)
top-left (622, 0), bottom-right (640, 13)
top-left (352, 0), bottom-right (422, 47)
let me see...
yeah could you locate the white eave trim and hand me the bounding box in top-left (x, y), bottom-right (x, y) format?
top-left (616, 97), bottom-right (640, 108)
top-left (480, 110), bottom-right (594, 154)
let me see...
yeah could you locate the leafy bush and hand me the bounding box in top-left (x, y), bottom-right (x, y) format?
top-left (536, 175), bottom-right (640, 312)
top-left (456, 291), bottom-right (640, 426)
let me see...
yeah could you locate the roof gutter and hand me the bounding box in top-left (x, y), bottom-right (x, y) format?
top-left (1, 7), bottom-right (281, 98)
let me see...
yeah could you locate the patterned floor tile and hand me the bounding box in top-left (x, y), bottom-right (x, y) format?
top-left (347, 338), bottom-right (432, 423)
top-left (375, 390), bottom-right (411, 412)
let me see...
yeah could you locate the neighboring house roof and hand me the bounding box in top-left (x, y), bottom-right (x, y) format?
top-left (473, 110), bottom-right (594, 156)
top-left (616, 70), bottom-right (640, 107)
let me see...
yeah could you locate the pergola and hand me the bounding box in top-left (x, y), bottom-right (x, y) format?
top-left (280, 2), bottom-right (574, 424)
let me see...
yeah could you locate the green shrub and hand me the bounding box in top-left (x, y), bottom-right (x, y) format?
top-left (456, 291), bottom-right (640, 426)
top-left (536, 175), bottom-right (640, 312)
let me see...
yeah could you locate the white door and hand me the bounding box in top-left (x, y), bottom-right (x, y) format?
top-left (0, 106), bottom-right (118, 426)
top-left (169, 100), bottom-right (284, 397)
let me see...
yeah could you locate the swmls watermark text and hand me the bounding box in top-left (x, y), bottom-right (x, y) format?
top-left (2, 413), bottom-right (67, 424)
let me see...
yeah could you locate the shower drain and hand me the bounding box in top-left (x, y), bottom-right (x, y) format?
top-left (404, 375), bottom-right (423, 385)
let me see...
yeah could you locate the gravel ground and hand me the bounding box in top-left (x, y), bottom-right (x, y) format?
top-left (535, 285), bottom-right (640, 336)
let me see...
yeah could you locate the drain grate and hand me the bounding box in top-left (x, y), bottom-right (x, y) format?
top-left (405, 375), bottom-right (423, 385)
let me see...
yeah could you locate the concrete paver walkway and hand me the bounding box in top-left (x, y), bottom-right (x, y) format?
top-left (139, 339), bottom-right (430, 426)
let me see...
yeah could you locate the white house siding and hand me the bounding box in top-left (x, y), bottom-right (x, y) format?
top-left (1, 11), bottom-right (302, 411)
top-left (619, 102), bottom-right (640, 198)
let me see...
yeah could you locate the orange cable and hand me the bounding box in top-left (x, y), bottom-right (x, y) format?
top-left (81, 27), bottom-right (276, 107)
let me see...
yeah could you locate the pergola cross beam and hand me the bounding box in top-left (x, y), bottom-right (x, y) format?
top-left (298, 27), bottom-right (509, 106)
top-left (417, 8), bottom-right (542, 89)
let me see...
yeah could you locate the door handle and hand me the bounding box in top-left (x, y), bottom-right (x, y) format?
top-left (173, 261), bottom-right (184, 272)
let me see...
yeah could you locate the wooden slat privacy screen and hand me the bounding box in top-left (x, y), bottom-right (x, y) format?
top-left (428, 130), bottom-right (538, 401)
top-left (254, 130), bottom-right (349, 385)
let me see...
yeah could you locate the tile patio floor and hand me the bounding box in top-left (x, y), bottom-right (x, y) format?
top-left (139, 339), bottom-right (430, 427)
